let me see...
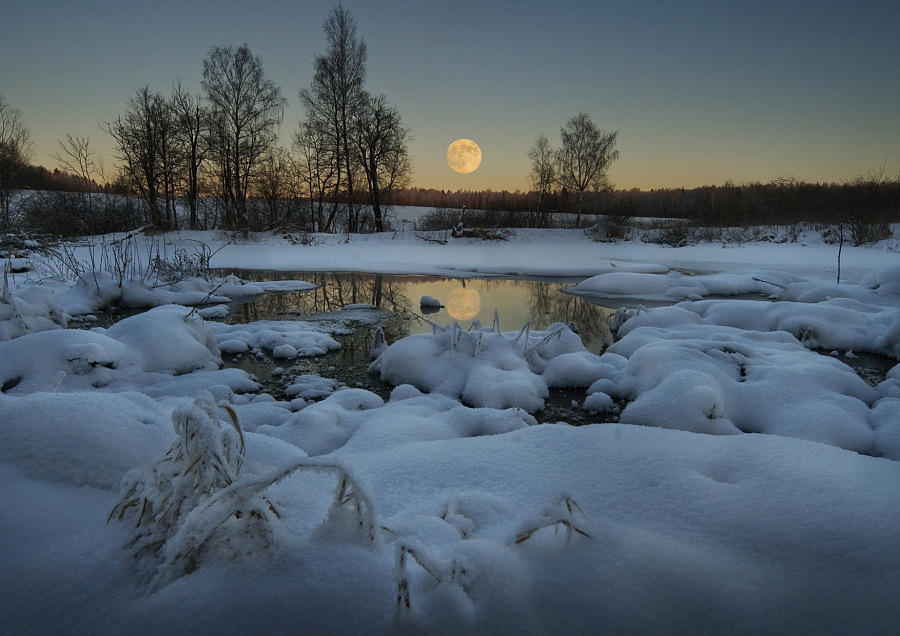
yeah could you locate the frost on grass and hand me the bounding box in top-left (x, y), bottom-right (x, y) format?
top-left (108, 389), bottom-right (384, 590)
top-left (110, 391), bottom-right (281, 588)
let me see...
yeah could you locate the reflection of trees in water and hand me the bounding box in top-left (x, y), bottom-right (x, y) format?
top-left (218, 271), bottom-right (612, 351)
top-left (222, 270), bottom-right (414, 341)
top-left (527, 282), bottom-right (614, 351)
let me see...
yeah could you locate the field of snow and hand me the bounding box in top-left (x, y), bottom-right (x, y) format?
top-left (2, 223), bottom-right (899, 635)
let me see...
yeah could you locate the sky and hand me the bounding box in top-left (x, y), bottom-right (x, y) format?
top-left (2, 0), bottom-right (899, 192)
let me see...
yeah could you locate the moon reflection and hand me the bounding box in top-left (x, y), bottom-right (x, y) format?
top-left (445, 286), bottom-right (481, 321)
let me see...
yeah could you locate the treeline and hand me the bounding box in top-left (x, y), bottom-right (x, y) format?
top-left (8, 171), bottom-right (899, 238)
top-left (7, 165), bottom-right (113, 194)
top-left (392, 173), bottom-right (900, 231)
top-left (603, 177), bottom-right (900, 227)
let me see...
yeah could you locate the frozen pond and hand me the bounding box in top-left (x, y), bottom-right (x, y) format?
top-left (219, 270), bottom-right (618, 353)
top-left (214, 271), bottom-right (623, 423)
top-left (209, 270), bottom-right (896, 419)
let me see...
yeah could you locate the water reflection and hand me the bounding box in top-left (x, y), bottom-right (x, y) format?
top-left (217, 270), bottom-right (616, 353)
top-left (445, 284), bottom-right (481, 320)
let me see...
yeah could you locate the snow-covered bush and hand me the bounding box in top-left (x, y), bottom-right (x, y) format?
top-left (110, 391), bottom-right (280, 588)
top-left (585, 215), bottom-right (633, 242)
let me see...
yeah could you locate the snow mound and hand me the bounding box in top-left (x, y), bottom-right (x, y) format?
top-left (0, 305), bottom-right (230, 394)
top-left (861, 261), bottom-right (900, 297)
top-left (257, 386), bottom-right (535, 457)
top-left (0, 279), bottom-right (67, 341)
top-left (0, 328), bottom-right (136, 393)
top-left (285, 374), bottom-right (343, 400)
top-left (370, 322), bottom-right (588, 412)
top-left (103, 304), bottom-right (221, 374)
top-left (0, 390), bottom-right (170, 489)
top-left (592, 314), bottom-right (879, 453)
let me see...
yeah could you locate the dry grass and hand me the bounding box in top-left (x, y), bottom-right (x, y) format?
top-left (110, 391), bottom-right (377, 589)
top-left (512, 495), bottom-right (592, 546)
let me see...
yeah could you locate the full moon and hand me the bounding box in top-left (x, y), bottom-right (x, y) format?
top-left (445, 287), bottom-right (481, 321)
top-left (446, 139), bottom-right (482, 174)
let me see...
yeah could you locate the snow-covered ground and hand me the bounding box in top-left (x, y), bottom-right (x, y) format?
top-left (2, 223), bottom-right (899, 635)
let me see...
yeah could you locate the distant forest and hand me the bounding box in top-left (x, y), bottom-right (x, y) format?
top-left (395, 176), bottom-right (900, 226)
top-left (10, 161), bottom-right (900, 232)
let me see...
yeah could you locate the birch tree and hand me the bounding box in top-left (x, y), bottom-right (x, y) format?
top-left (555, 112), bottom-right (618, 225)
top-left (203, 44), bottom-right (286, 230)
top-left (299, 4), bottom-right (367, 233)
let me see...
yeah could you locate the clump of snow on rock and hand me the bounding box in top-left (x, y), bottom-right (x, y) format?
top-left (209, 320), bottom-right (340, 358)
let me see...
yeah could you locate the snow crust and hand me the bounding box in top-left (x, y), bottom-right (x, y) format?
top-left (2, 224), bottom-right (899, 635)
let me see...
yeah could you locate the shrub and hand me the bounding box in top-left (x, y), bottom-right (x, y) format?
top-left (585, 215), bottom-right (633, 242)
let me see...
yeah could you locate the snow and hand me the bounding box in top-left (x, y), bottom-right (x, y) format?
top-left (2, 221), bottom-right (900, 635)
top-left (208, 320), bottom-right (341, 358)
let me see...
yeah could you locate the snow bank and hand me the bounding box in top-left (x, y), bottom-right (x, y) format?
top-left (569, 269), bottom-right (794, 301)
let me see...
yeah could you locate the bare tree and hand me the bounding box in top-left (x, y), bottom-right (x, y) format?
top-left (353, 93), bottom-right (411, 232)
top-left (527, 133), bottom-right (556, 226)
top-left (293, 120), bottom-right (337, 232)
top-left (171, 80), bottom-right (210, 230)
top-left (106, 86), bottom-right (173, 228)
top-left (299, 3), bottom-right (368, 233)
top-left (203, 44), bottom-right (286, 230)
top-left (555, 112), bottom-right (619, 225)
top-left (52, 134), bottom-right (106, 231)
top-left (252, 146), bottom-right (297, 230)
top-left (0, 95), bottom-right (33, 230)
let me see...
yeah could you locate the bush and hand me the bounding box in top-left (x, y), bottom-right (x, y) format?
top-left (585, 215), bottom-right (634, 242)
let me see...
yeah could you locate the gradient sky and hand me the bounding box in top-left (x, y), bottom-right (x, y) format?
top-left (2, 0), bottom-right (899, 192)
